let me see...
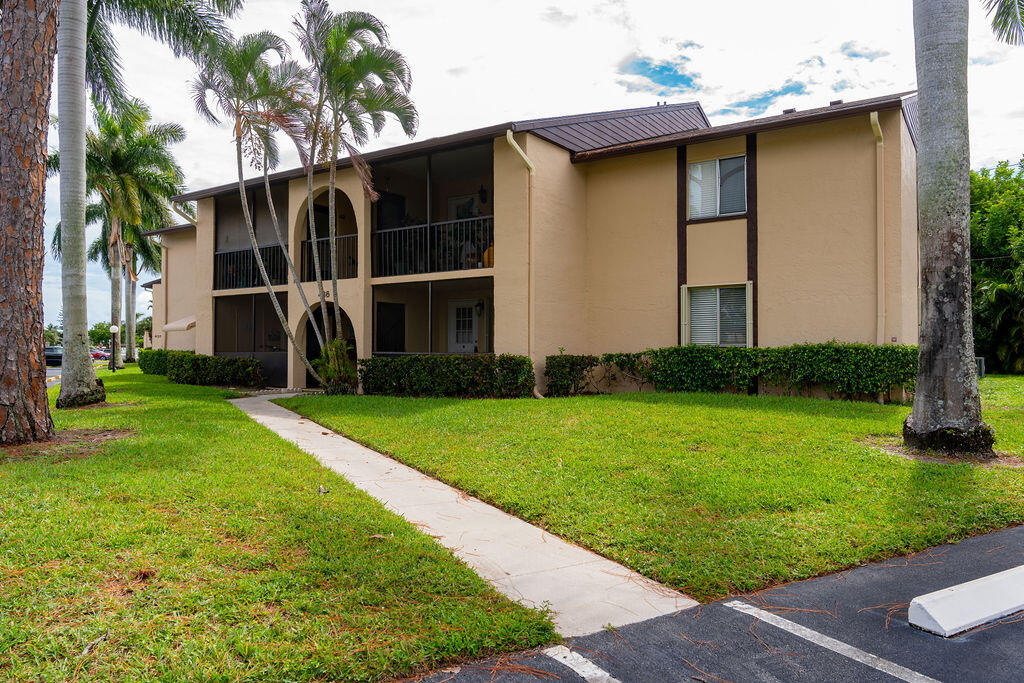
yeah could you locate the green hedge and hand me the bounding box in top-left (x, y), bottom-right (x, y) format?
top-left (358, 354), bottom-right (534, 398)
top-left (138, 348), bottom-right (169, 375)
top-left (544, 342), bottom-right (918, 399)
top-left (166, 351), bottom-right (265, 388)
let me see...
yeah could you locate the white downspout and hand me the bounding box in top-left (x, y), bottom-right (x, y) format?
top-left (870, 112), bottom-right (885, 347)
top-left (505, 130), bottom-right (544, 399)
top-left (172, 201), bottom-right (197, 227)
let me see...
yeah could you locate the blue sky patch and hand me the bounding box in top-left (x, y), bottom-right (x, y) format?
top-left (714, 80), bottom-right (808, 116)
top-left (839, 41), bottom-right (889, 61)
top-left (619, 54), bottom-right (701, 92)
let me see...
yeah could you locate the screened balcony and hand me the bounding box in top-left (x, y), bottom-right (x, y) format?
top-left (371, 143), bottom-right (494, 278)
top-left (300, 188), bottom-right (358, 281)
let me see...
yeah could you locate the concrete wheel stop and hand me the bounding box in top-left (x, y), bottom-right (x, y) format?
top-left (908, 564), bottom-right (1024, 637)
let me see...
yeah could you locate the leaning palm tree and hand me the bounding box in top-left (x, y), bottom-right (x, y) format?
top-left (123, 209), bottom-right (163, 362)
top-left (904, 0), bottom-right (1024, 453)
top-left (191, 32), bottom-right (326, 384)
top-left (312, 6), bottom-right (418, 340)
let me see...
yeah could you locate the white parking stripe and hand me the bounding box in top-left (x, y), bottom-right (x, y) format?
top-left (544, 645), bottom-right (621, 683)
top-left (725, 601), bottom-right (939, 683)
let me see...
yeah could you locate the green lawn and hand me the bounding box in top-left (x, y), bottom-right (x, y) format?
top-left (0, 369), bottom-right (554, 681)
top-left (278, 375), bottom-right (1024, 602)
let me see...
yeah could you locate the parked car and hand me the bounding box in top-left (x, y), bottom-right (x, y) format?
top-left (92, 348), bottom-right (111, 360)
top-left (44, 346), bottom-right (62, 366)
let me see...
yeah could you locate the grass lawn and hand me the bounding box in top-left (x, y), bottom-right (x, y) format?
top-left (0, 369), bottom-right (554, 681)
top-left (278, 375), bottom-right (1024, 602)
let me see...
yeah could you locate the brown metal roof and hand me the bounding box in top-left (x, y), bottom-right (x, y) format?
top-left (141, 223), bottom-right (195, 237)
top-left (141, 278), bottom-right (161, 289)
top-left (172, 102), bottom-right (709, 203)
top-left (572, 92), bottom-right (917, 163)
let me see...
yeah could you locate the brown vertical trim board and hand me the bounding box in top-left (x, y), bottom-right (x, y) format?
top-left (676, 145), bottom-right (687, 344)
top-left (746, 133), bottom-right (758, 347)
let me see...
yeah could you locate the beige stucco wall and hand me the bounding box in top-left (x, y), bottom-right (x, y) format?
top-left (492, 134), bottom-right (531, 357)
top-left (758, 111), bottom-right (917, 347)
top-left (686, 219), bottom-right (747, 285)
top-left (150, 282), bottom-right (165, 349)
top-left (162, 229), bottom-right (198, 351)
top-left (583, 147), bottom-right (677, 353)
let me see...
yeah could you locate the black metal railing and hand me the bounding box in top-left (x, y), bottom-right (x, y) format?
top-left (372, 215), bottom-right (494, 278)
top-left (371, 351), bottom-right (493, 357)
top-left (214, 245), bottom-right (287, 290)
top-left (301, 235), bottom-right (358, 281)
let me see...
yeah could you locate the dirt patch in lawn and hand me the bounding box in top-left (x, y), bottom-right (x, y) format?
top-left (0, 429), bottom-right (131, 465)
top-left (862, 436), bottom-right (1024, 468)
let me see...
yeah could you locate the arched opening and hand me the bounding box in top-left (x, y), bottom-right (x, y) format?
top-left (297, 188), bottom-right (358, 281)
top-left (304, 304), bottom-right (357, 388)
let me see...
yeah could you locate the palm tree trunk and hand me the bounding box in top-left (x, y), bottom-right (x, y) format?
top-left (904, 0), bottom-right (994, 453)
top-left (109, 231), bottom-right (124, 370)
top-left (0, 0), bottom-right (58, 443)
top-left (305, 96), bottom-right (332, 345)
top-left (262, 159), bottom-right (323, 352)
top-left (327, 116), bottom-right (343, 341)
top-left (125, 260), bottom-right (137, 363)
top-left (55, 0), bottom-right (105, 408)
top-left (235, 131), bottom-right (323, 384)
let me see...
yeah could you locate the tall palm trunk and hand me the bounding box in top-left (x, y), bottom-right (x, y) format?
top-left (327, 114), bottom-right (343, 340)
top-left (56, 0), bottom-right (105, 408)
top-left (108, 228), bottom-right (125, 369)
top-left (125, 257), bottom-right (137, 363)
top-left (305, 96), bottom-right (332, 345)
top-left (904, 0), bottom-right (994, 453)
top-left (262, 159), bottom-right (323, 352)
top-left (235, 128), bottom-right (323, 384)
top-left (0, 0), bottom-right (58, 443)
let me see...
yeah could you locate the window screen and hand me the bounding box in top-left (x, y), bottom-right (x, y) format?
top-left (688, 286), bottom-right (747, 346)
top-left (718, 157), bottom-right (746, 215)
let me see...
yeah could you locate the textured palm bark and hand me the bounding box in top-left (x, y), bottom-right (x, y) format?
top-left (108, 236), bottom-right (124, 369)
top-left (125, 262), bottom-right (137, 363)
top-left (56, 0), bottom-right (105, 408)
top-left (0, 0), bottom-right (58, 443)
top-left (905, 0), bottom-right (994, 454)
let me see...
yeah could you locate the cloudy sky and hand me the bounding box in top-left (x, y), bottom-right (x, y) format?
top-left (41, 0), bottom-right (1024, 328)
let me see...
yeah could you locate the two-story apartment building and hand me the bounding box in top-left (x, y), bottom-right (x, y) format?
top-left (148, 91), bottom-right (920, 389)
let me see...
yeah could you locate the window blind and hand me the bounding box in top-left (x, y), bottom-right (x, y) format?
top-left (688, 287), bottom-right (719, 345)
top-left (688, 160), bottom-right (718, 219)
top-left (718, 286), bottom-right (747, 345)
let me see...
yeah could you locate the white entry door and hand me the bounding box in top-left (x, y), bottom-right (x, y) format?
top-left (448, 299), bottom-right (478, 353)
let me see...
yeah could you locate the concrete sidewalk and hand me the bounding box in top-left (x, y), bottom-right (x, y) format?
top-left (230, 394), bottom-right (697, 636)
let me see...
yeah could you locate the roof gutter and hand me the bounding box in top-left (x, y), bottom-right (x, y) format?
top-left (870, 111), bottom-right (886, 348)
top-left (504, 130), bottom-right (544, 399)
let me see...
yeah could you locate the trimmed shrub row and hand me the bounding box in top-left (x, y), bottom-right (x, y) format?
top-left (165, 350), bottom-right (265, 388)
top-left (138, 348), bottom-right (168, 375)
top-left (358, 354), bottom-right (535, 398)
top-left (545, 342), bottom-right (918, 399)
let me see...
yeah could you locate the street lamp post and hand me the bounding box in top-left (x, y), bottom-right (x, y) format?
top-left (109, 324), bottom-right (119, 373)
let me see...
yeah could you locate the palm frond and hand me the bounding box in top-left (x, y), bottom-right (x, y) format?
top-left (986, 0), bottom-right (1024, 45)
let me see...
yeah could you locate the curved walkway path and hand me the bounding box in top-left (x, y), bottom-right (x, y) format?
top-left (229, 393), bottom-right (697, 637)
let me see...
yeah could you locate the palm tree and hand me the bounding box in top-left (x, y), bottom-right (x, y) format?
top-left (50, 100), bottom-right (185, 368)
top-left (191, 31), bottom-right (326, 384)
top-left (0, 0), bottom-right (58, 443)
top-left (904, 0), bottom-right (1024, 453)
top-left (52, 0), bottom-right (239, 408)
top-left (293, 1), bottom-right (417, 342)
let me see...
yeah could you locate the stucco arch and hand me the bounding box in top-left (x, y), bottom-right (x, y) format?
top-left (292, 301), bottom-right (358, 388)
top-left (291, 186), bottom-right (359, 247)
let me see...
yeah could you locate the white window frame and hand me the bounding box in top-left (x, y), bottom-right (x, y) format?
top-left (680, 281), bottom-right (754, 348)
top-left (688, 155), bottom-right (748, 220)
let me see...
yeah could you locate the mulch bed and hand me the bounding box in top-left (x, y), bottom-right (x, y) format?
top-left (0, 429), bottom-right (131, 464)
top-left (862, 436), bottom-right (1023, 468)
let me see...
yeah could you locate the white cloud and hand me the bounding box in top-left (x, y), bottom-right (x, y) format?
top-left (41, 0), bottom-right (1024, 326)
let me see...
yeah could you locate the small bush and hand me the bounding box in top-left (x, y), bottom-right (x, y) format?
top-left (167, 351), bottom-right (264, 388)
top-left (544, 351), bottom-right (599, 397)
top-left (313, 339), bottom-right (359, 395)
top-left (760, 342), bottom-right (918, 396)
top-left (358, 354), bottom-right (535, 398)
top-left (138, 349), bottom-right (169, 375)
top-left (647, 346), bottom-right (762, 393)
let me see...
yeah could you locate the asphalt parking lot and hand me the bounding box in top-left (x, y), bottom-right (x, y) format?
top-left (425, 525), bottom-right (1024, 682)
